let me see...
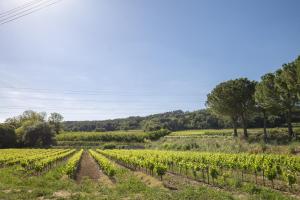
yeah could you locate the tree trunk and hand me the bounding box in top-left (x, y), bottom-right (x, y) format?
top-left (241, 114), bottom-right (248, 138)
top-left (263, 110), bottom-right (268, 142)
top-left (287, 108), bottom-right (294, 138)
top-left (232, 118), bottom-right (238, 137)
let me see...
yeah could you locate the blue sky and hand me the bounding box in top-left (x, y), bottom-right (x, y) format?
top-left (0, 0), bottom-right (300, 121)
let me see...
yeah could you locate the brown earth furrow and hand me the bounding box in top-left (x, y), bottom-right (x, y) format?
top-left (76, 151), bottom-right (114, 187)
top-left (76, 151), bottom-right (101, 183)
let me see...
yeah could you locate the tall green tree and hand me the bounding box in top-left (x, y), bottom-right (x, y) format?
top-left (5, 111), bottom-right (60, 147)
top-left (5, 110), bottom-right (46, 129)
top-left (48, 113), bottom-right (64, 134)
top-left (275, 63), bottom-right (299, 138)
top-left (295, 56), bottom-right (300, 98)
top-left (207, 78), bottom-right (256, 138)
top-left (255, 73), bottom-right (279, 142)
top-left (206, 81), bottom-right (239, 136)
top-left (233, 78), bottom-right (257, 138)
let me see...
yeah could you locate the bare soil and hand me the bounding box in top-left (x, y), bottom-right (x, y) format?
top-left (76, 151), bottom-right (113, 186)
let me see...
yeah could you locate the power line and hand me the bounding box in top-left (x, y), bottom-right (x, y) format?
top-left (0, 0), bottom-right (44, 18)
top-left (0, 0), bottom-right (58, 22)
top-left (0, 0), bottom-right (63, 26)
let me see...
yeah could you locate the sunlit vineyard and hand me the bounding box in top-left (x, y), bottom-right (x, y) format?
top-left (56, 129), bottom-right (170, 143)
top-left (169, 128), bottom-right (300, 137)
top-left (89, 149), bottom-right (117, 177)
top-left (0, 149), bottom-right (76, 173)
top-left (1, 148), bottom-right (300, 199)
top-left (64, 149), bottom-right (83, 178)
top-left (99, 149), bottom-right (300, 193)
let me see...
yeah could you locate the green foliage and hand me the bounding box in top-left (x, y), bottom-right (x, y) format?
top-left (255, 73), bottom-right (279, 113)
top-left (61, 108), bottom-right (291, 136)
top-left (142, 118), bottom-right (163, 131)
top-left (0, 149), bottom-right (299, 199)
top-left (48, 112), bottom-right (64, 134)
top-left (102, 149), bottom-right (300, 191)
top-left (284, 171), bottom-right (297, 188)
top-left (31, 149), bottom-right (75, 172)
top-left (207, 78), bottom-right (257, 138)
top-left (64, 149), bottom-right (83, 178)
top-left (103, 143), bottom-right (117, 149)
top-left (3, 111), bottom-right (64, 147)
top-left (57, 130), bottom-right (148, 142)
top-left (0, 125), bottom-right (16, 148)
top-left (22, 122), bottom-right (56, 147)
top-left (206, 80), bottom-right (241, 126)
top-left (255, 73), bottom-right (280, 141)
top-left (265, 167), bottom-right (276, 182)
top-left (209, 167), bottom-right (219, 180)
top-left (154, 163), bottom-right (167, 180)
top-left (147, 129), bottom-right (171, 140)
top-left (5, 110), bottom-right (46, 129)
top-left (275, 63), bottom-right (299, 138)
top-left (56, 130), bottom-right (170, 143)
top-left (170, 129), bottom-right (233, 136)
top-left (295, 56), bottom-right (300, 98)
top-left (89, 150), bottom-right (117, 177)
top-left (63, 110), bottom-right (233, 132)
top-left (0, 149), bottom-right (75, 172)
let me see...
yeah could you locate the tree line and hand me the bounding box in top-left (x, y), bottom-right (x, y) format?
top-left (62, 109), bottom-right (291, 133)
top-left (0, 111), bottom-right (64, 148)
top-left (207, 55), bottom-right (300, 140)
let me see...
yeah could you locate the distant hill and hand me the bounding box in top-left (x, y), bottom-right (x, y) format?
top-left (63, 109), bottom-right (291, 132)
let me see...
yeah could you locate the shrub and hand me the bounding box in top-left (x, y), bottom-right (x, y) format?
top-left (0, 125), bottom-right (16, 148)
top-left (103, 143), bottom-right (116, 149)
top-left (154, 163), bottom-right (167, 180)
top-left (147, 129), bottom-right (171, 140)
top-left (22, 122), bottom-right (56, 147)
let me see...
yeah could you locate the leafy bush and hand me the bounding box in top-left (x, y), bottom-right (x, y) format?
top-left (154, 163), bottom-right (167, 180)
top-left (103, 143), bottom-right (116, 149)
top-left (22, 122), bottom-right (56, 147)
top-left (147, 129), bottom-right (171, 140)
top-left (0, 125), bottom-right (16, 148)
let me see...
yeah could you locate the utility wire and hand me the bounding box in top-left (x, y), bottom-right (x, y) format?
top-left (0, 0), bottom-right (63, 25)
top-left (0, 0), bottom-right (44, 18)
top-left (0, 0), bottom-right (57, 22)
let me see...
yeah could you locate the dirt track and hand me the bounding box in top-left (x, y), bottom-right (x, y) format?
top-left (76, 151), bottom-right (101, 183)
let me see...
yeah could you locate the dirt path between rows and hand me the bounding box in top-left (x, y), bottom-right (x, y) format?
top-left (75, 151), bottom-right (101, 183)
top-left (76, 151), bottom-right (113, 186)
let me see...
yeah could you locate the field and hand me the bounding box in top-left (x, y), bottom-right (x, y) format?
top-left (1, 128), bottom-right (300, 199)
top-left (169, 127), bottom-right (300, 137)
top-left (56, 130), bottom-right (148, 142)
top-left (0, 148), bottom-right (300, 200)
top-left (149, 128), bottom-right (300, 154)
top-left (55, 130), bottom-right (169, 148)
top-left (169, 129), bottom-right (234, 136)
top-left (2, 0), bottom-right (299, 199)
